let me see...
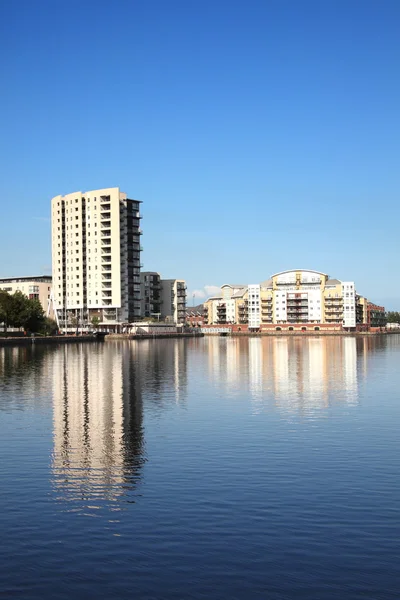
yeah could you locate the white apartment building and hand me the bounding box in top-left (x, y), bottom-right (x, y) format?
top-left (342, 282), bottom-right (356, 328)
top-left (51, 187), bottom-right (142, 328)
top-left (248, 284), bottom-right (261, 329)
top-left (160, 279), bottom-right (187, 323)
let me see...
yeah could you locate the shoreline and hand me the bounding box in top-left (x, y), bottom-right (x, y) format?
top-left (0, 330), bottom-right (397, 346)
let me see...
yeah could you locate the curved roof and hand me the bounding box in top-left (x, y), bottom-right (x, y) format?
top-left (271, 269), bottom-right (328, 278)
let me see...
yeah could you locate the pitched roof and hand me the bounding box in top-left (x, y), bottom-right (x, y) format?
top-left (185, 304), bottom-right (204, 314)
top-left (260, 278), bottom-right (273, 288)
top-left (326, 278), bottom-right (341, 285)
top-left (231, 287), bottom-right (247, 298)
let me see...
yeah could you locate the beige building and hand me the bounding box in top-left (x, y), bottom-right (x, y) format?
top-left (0, 275), bottom-right (54, 319)
top-left (51, 187), bottom-right (142, 329)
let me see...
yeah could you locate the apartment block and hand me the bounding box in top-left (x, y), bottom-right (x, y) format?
top-left (51, 187), bottom-right (142, 328)
top-left (160, 279), bottom-right (187, 323)
top-left (0, 275), bottom-right (54, 318)
top-left (203, 269), bottom-right (384, 331)
top-left (140, 272), bottom-right (162, 318)
top-left (367, 302), bottom-right (386, 328)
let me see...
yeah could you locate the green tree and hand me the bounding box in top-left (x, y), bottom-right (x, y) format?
top-left (40, 317), bottom-right (58, 336)
top-left (0, 291), bottom-right (13, 334)
top-left (9, 291), bottom-right (31, 328)
top-left (386, 311), bottom-right (400, 323)
top-left (0, 291), bottom-right (45, 334)
top-left (24, 298), bottom-right (45, 332)
top-left (91, 316), bottom-right (100, 329)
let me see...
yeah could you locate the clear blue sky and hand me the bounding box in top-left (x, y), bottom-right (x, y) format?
top-left (1, 0), bottom-right (399, 308)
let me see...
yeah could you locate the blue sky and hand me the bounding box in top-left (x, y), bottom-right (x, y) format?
top-left (1, 0), bottom-right (399, 308)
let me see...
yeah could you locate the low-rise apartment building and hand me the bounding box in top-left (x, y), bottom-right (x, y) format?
top-left (203, 269), bottom-right (384, 331)
top-left (0, 275), bottom-right (54, 318)
top-left (367, 302), bottom-right (386, 328)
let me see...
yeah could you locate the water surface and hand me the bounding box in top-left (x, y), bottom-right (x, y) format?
top-left (1, 336), bottom-right (400, 599)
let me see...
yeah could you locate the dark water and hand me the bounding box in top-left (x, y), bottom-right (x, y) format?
top-left (1, 336), bottom-right (400, 599)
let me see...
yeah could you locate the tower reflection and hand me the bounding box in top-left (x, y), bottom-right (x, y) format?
top-left (50, 339), bottom-right (188, 505)
top-left (51, 343), bottom-right (145, 504)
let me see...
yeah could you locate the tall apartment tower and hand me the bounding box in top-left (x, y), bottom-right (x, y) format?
top-left (51, 187), bottom-right (142, 329)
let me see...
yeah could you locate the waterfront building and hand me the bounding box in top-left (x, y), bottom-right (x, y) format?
top-left (0, 275), bottom-right (54, 318)
top-left (203, 269), bottom-right (384, 331)
top-left (140, 272), bottom-right (162, 319)
top-left (185, 304), bottom-right (205, 326)
top-left (367, 302), bottom-right (386, 328)
top-left (51, 187), bottom-right (142, 329)
top-left (204, 284), bottom-right (247, 325)
top-left (160, 279), bottom-right (187, 323)
top-left (140, 273), bottom-right (187, 323)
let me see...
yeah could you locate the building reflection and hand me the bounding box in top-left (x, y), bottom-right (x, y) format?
top-left (51, 339), bottom-right (188, 505)
top-left (203, 335), bottom-right (374, 416)
top-left (0, 345), bottom-right (57, 410)
top-left (51, 343), bottom-right (145, 504)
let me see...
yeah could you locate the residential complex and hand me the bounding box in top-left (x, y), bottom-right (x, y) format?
top-left (0, 275), bottom-right (54, 318)
top-left (203, 269), bottom-right (385, 331)
top-left (50, 187), bottom-right (186, 329)
top-left (140, 273), bottom-right (187, 323)
top-left (51, 187), bottom-right (142, 328)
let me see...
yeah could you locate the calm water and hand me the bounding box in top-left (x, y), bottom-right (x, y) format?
top-left (1, 336), bottom-right (400, 599)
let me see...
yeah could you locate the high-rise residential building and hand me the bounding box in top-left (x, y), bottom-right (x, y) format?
top-left (51, 187), bottom-right (142, 329)
top-left (0, 275), bottom-right (54, 319)
top-left (160, 279), bottom-right (187, 323)
top-left (140, 272), bottom-right (162, 318)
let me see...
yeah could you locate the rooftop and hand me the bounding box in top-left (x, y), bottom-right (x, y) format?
top-left (0, 275), bottom-right (52, 283)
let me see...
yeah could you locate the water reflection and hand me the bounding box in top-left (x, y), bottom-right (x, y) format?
top-left (0, 345), bottom-right (57, 410)
top-left (203, 335), bottom-right (386, 416)
top-left (0, 335), bottom-right (389, 509)
top-left (50, 340), bottom-right (188, 506)
top-left (51, 343), bottom-right (144, 506)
